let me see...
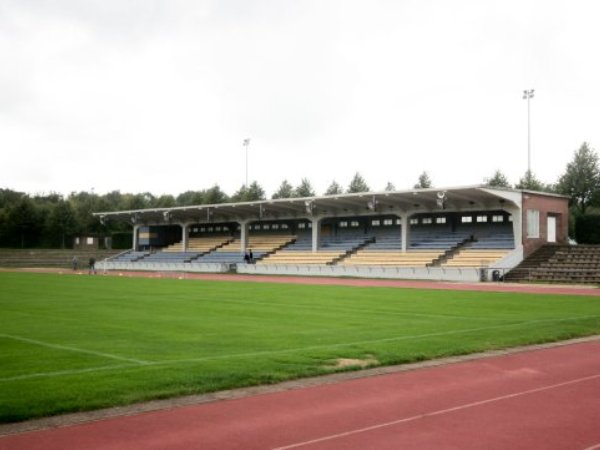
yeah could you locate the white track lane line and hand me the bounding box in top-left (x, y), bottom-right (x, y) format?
top-left (273, 373), bottom-right (600, 450)
top-left (0, 333), bottom-right (149, 365)
top-left (584, 444), bottom-right (600, 450)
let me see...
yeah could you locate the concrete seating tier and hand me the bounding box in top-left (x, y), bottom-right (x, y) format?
top-left (195, 234), bottom-right (295, 264)
top-left (260, 232), bottom-right (374, 265)
top-left (111, 251), bottom-right (150, 262)
top-left (142, 252), bottom-right (201, 263)
top-left (163, 236), bottom-right (232, 253)
top-left (527, 268), bottom-right (600, 283)
top-left (470, 233), bottom-right (515, 249)
top-left (341, 251), bottom-right (443, 266)
top-left (215, 235), bottom-right (295, 252)
top-left (441, 249), bottom-right (510, 267)
top-left (258, 251), bottom-right (343, 265)
top-left (410, 231), bottom-right (471, 250)
top-left (195, 251), bottom-right (246, 264)
top-left (0, 249), bottom-right (120, 268)
top-left (505, 245), bottom-right (600, 283)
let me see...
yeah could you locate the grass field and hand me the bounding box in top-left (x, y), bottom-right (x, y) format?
top-left (1, 272), bottom-right (600, 423)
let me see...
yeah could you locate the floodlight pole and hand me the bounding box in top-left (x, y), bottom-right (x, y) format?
top-left (243, 138), bottom-right (250, 188)
top-left (523, 89), bottom-right (534, 173)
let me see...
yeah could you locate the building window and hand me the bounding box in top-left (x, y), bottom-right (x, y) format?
top-left (492, 215), bottom-right (504, 222)
top-left (508, 215), bottom-right (513, 222)
top-left (272, 224), bottom-right (279, 230)
top-left (200, 227), bottom-right (206, 232)
top-left (350, 221), bottom-right (360, 227)
top-left (215, 226), bottom-right (221, 231)
top-left (281, 224), bottom-right (288, 229)
top-left (75, 237), bottom-right (80, 245)
top-left (223, 226), bottom-right (229, 231)
top-left (307, 222), bottom-right (312, 228)
top-left (461, 216), bottom-right (473, 223)
top-left (263, 224), bottom-right (270, 230)
top-left (527, 209), bottom-right (540, 238)
top-left (339, 221), bottom-right (348, 228)
top-left (476, 215), bottom-right (488, 223)
top-left (422, 217), bottom-right (432, 225)
top-left (208, 227), bottom-right (214, 232)
top-left (383, 219), bottom-right (393, 226)
top-left (410, 218), bottom-right (419, 225)
top-left (436, 217), bottom-right (446, 224)
top-left (396, 219), bottom-right (402, 225)
top-left (298, 223), bottom-right (305, 229)
top-left (87, 237), bottom-right (94, 245)
top-left (372, 220), bottom-right (381, 226)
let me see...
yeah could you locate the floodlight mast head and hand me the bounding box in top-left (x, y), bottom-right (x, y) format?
top-left (523, 89), bottom-right (534, 99)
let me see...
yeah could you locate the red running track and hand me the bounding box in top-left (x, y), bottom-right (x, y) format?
top-left (2, 339), bottom-right (600, 450)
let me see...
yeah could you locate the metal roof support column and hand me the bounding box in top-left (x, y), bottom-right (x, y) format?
top-left (239, 221), bottom-right (249, 255)
top-left (505, 206), bottom-right (522, 250)
top-left (180, 223), bottom-right (189, 252)
top-left (132, 225), bottom-right (139, 251)
top-left (311, 217), bottom-right (321, 253)
top-left (400, 214), bottom-right (411, 253)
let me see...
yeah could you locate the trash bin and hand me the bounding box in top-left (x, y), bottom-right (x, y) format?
top-left (492, 270), bottom-right (501, 282)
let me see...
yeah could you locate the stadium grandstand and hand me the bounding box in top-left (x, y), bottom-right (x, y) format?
top-left (93, 186), bottom-right (569, 282)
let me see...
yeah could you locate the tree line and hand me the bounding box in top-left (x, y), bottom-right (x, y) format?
top-left (0, 142), bottom-right (599, 248)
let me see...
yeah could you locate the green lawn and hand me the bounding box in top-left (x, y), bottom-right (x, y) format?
top-left (1, 272), bottom-right (599, 423)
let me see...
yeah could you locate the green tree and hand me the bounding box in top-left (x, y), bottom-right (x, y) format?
top-left (556, 142), bottom-right (600, 215)
top-left (294, 178), bottom-right (315, 197)
top-left (102, 191), bottom-right (124, 211)
top-left (324, 181), bottom-right (343, 195)
top-left (47, 199), bottom-right (77, 248)
top-left (204, 185), bottom-right (228, 204)
top-left (155, 194), bottom-right (177, 208)
top-left (414, 171), bottom-right (432, 189)
top-left (515, 170), bottom-right (545, 191)
top-left (7, 197), bottom-right (41, 248)
top-left (231, 182), bottom-right (265, 202)
top-left (272, 180), bottom-right (294, 199)
top-left (485, 170), bottom-right (511, 188)
top-left (176, 191), bottom-right (205, 206)
top-left (384, 182), bottom-right (396, 191)
top-left (69, 191), bottom-right (103, 234)
top-left (347, 173), bottom-right (370, 193)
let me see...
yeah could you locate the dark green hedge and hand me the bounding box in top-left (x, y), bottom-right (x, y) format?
top-left (575, 214), bottom-right (600, 244)
top-left (111, 232), bottom-right (132, 249)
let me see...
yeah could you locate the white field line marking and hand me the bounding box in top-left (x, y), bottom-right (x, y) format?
top-left (0, 333), bottom-right (149, 365)
top-left (4, 315), bottom-right (599, 382)
top-left (209, 297), bottom-right (516, 322)
top-left (584, 444), bottom-right (600, 450)
top-left (273, 373), bottom-right (600, 450)
top-left (0, 364), bottom-right (136, 382)
top-left (154, 314), bottom-right (600, 366)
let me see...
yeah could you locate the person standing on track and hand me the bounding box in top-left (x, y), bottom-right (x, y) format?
top-left (88, 257), bottom-right (96, 275)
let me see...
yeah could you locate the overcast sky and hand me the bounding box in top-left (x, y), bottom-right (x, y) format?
top-left (2, 0), bottom-right (600, 198)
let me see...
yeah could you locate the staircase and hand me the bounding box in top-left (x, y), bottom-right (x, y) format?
top-left (505, 245), bottom-right (600, 284)
top-left (332, 237), bottom-right (376, 265)
top-left (429, 237), bottom-right (474, 267)
top-left (503, 245), bottom-right (561, 282)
